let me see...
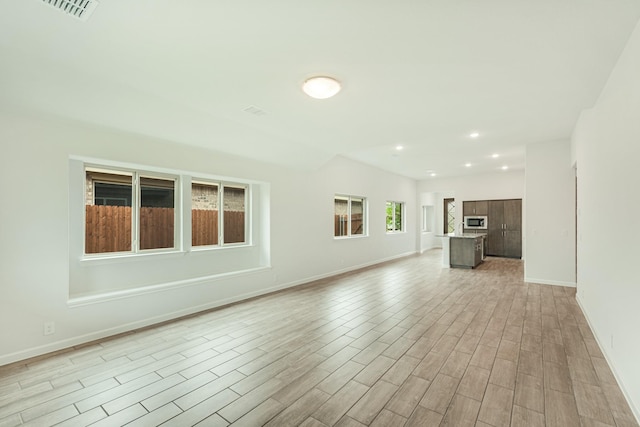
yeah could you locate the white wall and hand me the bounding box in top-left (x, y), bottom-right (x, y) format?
top-left (524, 140), bottom-right (576, 287)
top-left (417, 171), bottom-right (525, 251)
top-left (418, 191), bottom-right (452, 252)
top-left (0, 111), bottom-right (417, 365)
top-left (573, 20), bottom-right (640, 420)
top-left (67, 157), bottom-right (271, 299)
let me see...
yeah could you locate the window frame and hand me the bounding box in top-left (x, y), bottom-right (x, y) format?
top-left (84, 165), bottom-right (179, 257)
top-left (191, 179), bottom-right (249, 250)
top-left (137, 172), bottom-right (179, 252)
top-left (81, 160), bottom-right (254, 261)
top-left (386, 200), bottom-right (405, 233)
top-left (334, 194), bottom-right (368, 238)
top-left (444, 197), bottom-right (455, 234)
top-left (422, 205), bottom-right (434, 232)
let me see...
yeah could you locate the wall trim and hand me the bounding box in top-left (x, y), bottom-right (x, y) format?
top-left (524, 277), bottom-right (576, 288)
top-left (1, 251), bottom-right (417, 367)
top-left (576, 295), bottom-right (640, 424)
top-left (68, 266), bottom-right (272, 307)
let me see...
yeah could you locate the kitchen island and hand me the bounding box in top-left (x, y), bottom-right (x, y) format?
top-left (438, 233), bottom-right (486, 268)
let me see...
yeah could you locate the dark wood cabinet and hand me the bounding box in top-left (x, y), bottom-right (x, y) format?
top-left (487, 200), bottom-right (504, 255)
top-left (463, 200), bottom-right (488, 216)
top-left (450, 236), bottom-right (484, 268)
top-left (476, 200), bottom-right (488, 215)
top-left (463, 198), bottom-right (522, 258)
top-left (486, 199), bottom-right (522, 258)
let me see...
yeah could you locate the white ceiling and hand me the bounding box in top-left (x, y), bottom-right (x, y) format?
top-left (2, 1), bottom-right (640, 179)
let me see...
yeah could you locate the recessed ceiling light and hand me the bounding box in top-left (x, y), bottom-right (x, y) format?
top-left (491, 153), bottom-right (499, 158)
top-left (465, 163), bottom-right (472, 168)
top-left (396, 145), bottom-right (403, 151)
top-left (302, 76), bottom-right (341, 99)
top-left (501, 165), bottom-right (509, 170)
top-left (430, 173), bottom-right (437, 177)
top-left (469, 132), bottom-right (480, 139)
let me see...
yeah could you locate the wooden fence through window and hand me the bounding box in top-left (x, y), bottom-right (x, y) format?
top-left (139, 207), bottom-right (174, 250)
top-left (85, 205), bottom-right (132, 253)
top-left (222, 211), bottom-right (245, 244)
top-left (191, 210), bottom-right (245, 245)
top-left (85, 205), bottom-right (245, 253)
top-left (192, 209), bottom-right (218, 246)
top-left (334, 213), bottom-right (363, 236)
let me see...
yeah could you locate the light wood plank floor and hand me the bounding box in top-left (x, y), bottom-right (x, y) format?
top-left (1, 251), bottom-right (638, 427)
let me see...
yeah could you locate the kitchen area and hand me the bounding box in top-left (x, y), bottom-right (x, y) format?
top-left (440, 199), bottom-right (522, 269)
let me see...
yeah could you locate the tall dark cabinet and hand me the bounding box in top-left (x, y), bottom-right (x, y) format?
top-left (486, 199), bottom-right (522, 258)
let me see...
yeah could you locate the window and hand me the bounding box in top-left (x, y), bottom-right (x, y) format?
top-left (422, 205), bottom-right (434, 232)
top-left (140, 176), bottom-right (175, 250)
top-left (334, 195), bottom-right (366, 237)
top-left (86, 169), bottom-right (133, 253)
top-left (444, 198), bottom-right (455, 234)
top-left (191, 181), bottom-right (219, 246)
top-left (223, 185), bottom-right (246, 244)
top-left (85, 167), bottom-right (177, 254)
top-left (71, 158), bottom-right (263, 300)
top-left (191, 181), bottom-right (247, 247)
top-left (84, 163), bottom-right (253, 257)
top-left (386, 201), bottom-right (404, 232)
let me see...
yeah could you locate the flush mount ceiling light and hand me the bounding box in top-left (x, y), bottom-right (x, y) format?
top-left (302, 76), bottom-right (341, 99)
top-left (395, 145), bottom-right (404, 151)
top-left (469, 132), bottom-right (480, 139)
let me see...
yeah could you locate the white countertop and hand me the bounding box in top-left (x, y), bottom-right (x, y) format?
top-left (437, 233), bottom-right (487, 239)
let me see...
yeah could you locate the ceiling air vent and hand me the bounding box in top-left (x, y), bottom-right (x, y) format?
top-left (41, 0), bottom-right (99, 21)
top-left (243, 105), bottom-right (267, 116)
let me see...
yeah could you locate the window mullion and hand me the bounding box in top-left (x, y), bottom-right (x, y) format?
top-left (244, 185), bottom-right (249, 243)
top-left (393, 202), bottom-right (397, 231)
top-left (391, 202), bottom-right (395, 231)
top-left (132, 172), bottom-right (140, 252)
top-left (347, 196), bottom-right (352, 236)
top-left (219, 182), bottom-right (224, 246)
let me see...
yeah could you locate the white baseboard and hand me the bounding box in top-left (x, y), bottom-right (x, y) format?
top-left (575, 295), bottom-right (640, 424)
top-left (0, 251), bottom-right (418, 367)
top-left (0, 281), bottom-right (293, 367)
top-left (301, 251), bottom-right (417, 281)
top-left (524, 277), bottom-right (576, 288)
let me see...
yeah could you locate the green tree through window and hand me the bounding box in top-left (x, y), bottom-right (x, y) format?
top-left (386, 201), bottom-right (404, 232)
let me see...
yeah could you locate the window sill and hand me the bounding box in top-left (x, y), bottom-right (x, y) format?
top-left (333, 235), bottom-right (369, 240)
top-left (80, 249), bottom-right (186, 265)
top-left (190, 242), bottom-right (252, 253)
top-left (68, 265), bottom-right (271, 307)
top-left (80, 242), bottom-right (255, 265)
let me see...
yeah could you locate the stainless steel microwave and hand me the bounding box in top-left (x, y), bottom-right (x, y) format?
top-left (464, 216), bottom-right (487, 229)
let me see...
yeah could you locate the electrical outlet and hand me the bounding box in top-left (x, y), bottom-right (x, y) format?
top-left (43, 321), bottom-right (55, 336)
